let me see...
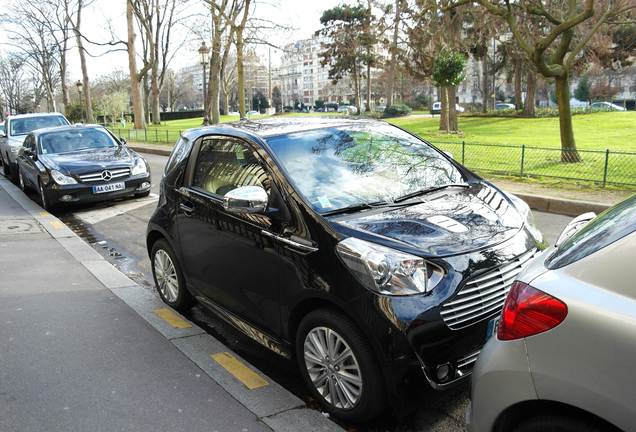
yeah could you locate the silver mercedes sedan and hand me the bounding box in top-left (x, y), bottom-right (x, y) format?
top-left (467, 194), bottom-right (636, 432)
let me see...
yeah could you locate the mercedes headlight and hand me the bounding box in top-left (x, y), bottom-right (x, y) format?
top-left (506, 192), bottom-right (543, 242)
top-left (50, 169), bottom-right (77, 185)
top-left (131, 157), bottom-right (148, 176)
top-left (336, 237), bottom-right (444, 296)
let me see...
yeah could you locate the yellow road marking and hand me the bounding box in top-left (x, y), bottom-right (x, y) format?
top-left (49, 221), bottom-right (65, 229)
top-left (153, 308), bottom-right (192, 329)
top-left (211, 352), bottom-right (268, 390)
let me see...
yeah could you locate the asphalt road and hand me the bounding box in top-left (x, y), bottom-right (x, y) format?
top-left (51, 152), bottom-right (573, 432)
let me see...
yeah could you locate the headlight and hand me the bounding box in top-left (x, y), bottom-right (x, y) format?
top-left (505, 192), bottom-right (543, 242)
top-left (131, 157), bottom-right (148, 176)
top-left (50, 169), bottom-right (77, 185)
top-left (336, 237), bottom-right (444, 296)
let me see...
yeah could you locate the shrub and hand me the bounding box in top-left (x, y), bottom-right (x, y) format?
top-left (383, 104), bottom-right (412, 118)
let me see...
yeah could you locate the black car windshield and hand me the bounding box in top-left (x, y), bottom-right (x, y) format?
top-left (39, 128), bottom-right (118, 155)
top-left (10, 116), bottom-right (68, 136)
top-left (547, 194), bottom-right (636, 269)
top-left (266, 124), bottom-right (464, 213)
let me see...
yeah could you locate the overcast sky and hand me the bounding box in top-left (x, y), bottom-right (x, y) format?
top-left (0, 0), bottom-right (344, 83)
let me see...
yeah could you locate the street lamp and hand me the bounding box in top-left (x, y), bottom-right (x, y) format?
top-left (75, 80), bottom-right (84, 123)
top-left (198, 41), bottom-right (210, 125)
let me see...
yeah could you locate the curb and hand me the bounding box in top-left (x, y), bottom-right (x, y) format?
top-left (0, 176), bottom-right (343, 432)
top-left (514, 192), bottom-right (610, 217)
top-left (129, 145), bottom-right (609, 217)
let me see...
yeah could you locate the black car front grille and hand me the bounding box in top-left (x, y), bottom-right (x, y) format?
top-left (440, 249), bottom-right (537, 330)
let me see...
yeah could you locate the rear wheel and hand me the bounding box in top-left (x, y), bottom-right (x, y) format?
top-left (150, 238), bottom-right (195, 312)
top-left (514, 415), bottom-right (608, 432)
top-left (296, 308), bottom-right (385, 423)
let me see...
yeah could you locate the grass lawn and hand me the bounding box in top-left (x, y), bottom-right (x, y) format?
top-left (109, 111), bottom-right (636, 188)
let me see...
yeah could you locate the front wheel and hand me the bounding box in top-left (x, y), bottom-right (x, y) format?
top-left (150, 239), bottom-right (195, 312)
top-left (38, 179), bottom-right (54, 211)
top-left (296, 309), bottom-right (385, 423)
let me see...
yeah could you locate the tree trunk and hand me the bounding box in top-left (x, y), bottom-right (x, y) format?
top-left (60, 47), bottom-right (70, 113)
top-left (386, 0), bottom-right (400, 107)
top-left (439, 87), bottom-right (449, 132)
top-left (150, 60), bottom-right (161, 124)
top-left (208, 3), bottom-right (223, 124)
top-left (448, 85), bottom-right (458, 132)
top-left (555, 75), bottom-right (580, 163)
top-left (352, 62), bottom-right (361, 115)
top-left (481, 54), bottom-right (489, 113)
top-left (523, 70), bottom-right (536, 117)
top-left (127, 0), bottom-right (145, 129)
top-left (236, 30), bottom-right (246, 118)
top-left (514, 58), bottom-right (523, 110)
top-left (365, 62), bottom-right (371, 112)
top-left (73, 1), bottom-right (93, 122)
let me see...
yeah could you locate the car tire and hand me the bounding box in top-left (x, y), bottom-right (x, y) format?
top-left (150, 238), bottom-right (195, 312)
top-left (18, 167), bottom-right (28, 192)
top-left (38, 179), bottom-right (54, 211)
top-left (514, 415), bottom-right (607, 432)
top-left (295, 308), bottom-right (385, 423)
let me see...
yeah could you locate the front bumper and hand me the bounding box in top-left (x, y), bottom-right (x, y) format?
top-left (352, 228), bottom-right (540, 397)
top-left (44, 174), bottom-right (151, 205)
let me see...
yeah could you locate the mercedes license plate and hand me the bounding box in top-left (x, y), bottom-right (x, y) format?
top-left (93, 182), bottom-right (125, 194)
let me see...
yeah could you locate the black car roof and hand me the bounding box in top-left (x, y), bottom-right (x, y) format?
top-left (180, 117), bottom-right (382, 142)
top-left (29, 124), bottom-right (105, 137)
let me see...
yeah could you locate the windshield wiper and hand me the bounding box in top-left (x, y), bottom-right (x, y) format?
top-left (321, 200), bottom-right (387, 216)
top-left (393, 183), bottom-right (471, 203)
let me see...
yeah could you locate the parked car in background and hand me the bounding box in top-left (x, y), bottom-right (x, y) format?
top-left (246, 110), bottom-right (259, 116)
top-left (468, 194), bottom-right (636, 432)
top-left (146, 118), bottom-right (543, 422)
top-left (495, 103), bottom-right (516, 110)
top-left (0, 123), bottom-right (4, 136)
top-left (0, 113), bottom-right (69, 181)
top-left (337, 105), bottom-right (358, 114)
top-left (431, 102), bottom-right (465, 114)
top-left (16, 124), bottom-right (151, 210)
top-left (590, 101), bottom-right (626, 112)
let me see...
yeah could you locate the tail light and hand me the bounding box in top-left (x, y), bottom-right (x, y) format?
top-left (498, 281), bottom-right (568, 341)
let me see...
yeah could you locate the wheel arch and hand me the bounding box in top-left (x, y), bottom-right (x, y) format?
top-left (494, 399), bottom-right (622, 432)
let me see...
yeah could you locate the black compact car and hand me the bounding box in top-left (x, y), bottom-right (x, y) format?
top-left (146, 118), bottom-right (543, 421)
top-left (16, 125), bottom-right (151, 210)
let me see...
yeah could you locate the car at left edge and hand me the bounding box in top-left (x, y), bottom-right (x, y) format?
top-left (16, 124), bottom-right (151, 210)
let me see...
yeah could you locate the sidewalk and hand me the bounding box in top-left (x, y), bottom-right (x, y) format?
top-left (128, 142), bottom-right (633, 216)
top-left (0, 178), bottom-right (341, 432)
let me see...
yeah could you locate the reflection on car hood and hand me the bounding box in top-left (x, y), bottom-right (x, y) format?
top-left (39, 146), bottom-right (136, 175)
top-left (332, 183), bottom-right (524, 256)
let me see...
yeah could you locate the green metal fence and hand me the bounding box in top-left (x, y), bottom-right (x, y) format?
top-left (110, 128), bottom-right (636, 188)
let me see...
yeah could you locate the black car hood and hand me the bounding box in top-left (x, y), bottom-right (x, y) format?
top-left (40, 146), bottom-right (135, 175)
top-left (330, 183), bottom-right (524, 257)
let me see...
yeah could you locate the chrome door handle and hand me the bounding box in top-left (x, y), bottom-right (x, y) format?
top-left (179, 202), bottom-right (194, 216)
top-left (261, 230), bottom-right (318, 253)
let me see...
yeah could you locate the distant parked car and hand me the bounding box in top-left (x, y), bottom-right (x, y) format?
top-left (0, 113), bottom-right (69, 181)
top-left (590, 101), bottom-right (626, 112)
top-left (228, 111), bottom-right (240, 116)
top-left (15, 124), bottom-right (151, 210)
top-left (495, 103), bottom-right (516, 110)
top-left (337, 105), bottom-right (358, 114)
top-left (431, 102), bottom-right (465, 115)
top-left (246, 110), bottom-right (259, 116)
top-left (468, 195), bottom-right (636, 432)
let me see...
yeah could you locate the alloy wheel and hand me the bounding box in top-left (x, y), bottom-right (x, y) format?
top-left (304, 326), bottom-right (363, 410)
top-left (154, 249), bottom-right (179, 302)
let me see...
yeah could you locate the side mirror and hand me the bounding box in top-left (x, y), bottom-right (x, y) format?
top-left (23, 148), bottom-right (35, 159)
top-left (555, 211), bottom-right (596, 247)
top-left (223, 186), bottom-right (268, 214)
top-left (119, 137), bottom-right (127, 145)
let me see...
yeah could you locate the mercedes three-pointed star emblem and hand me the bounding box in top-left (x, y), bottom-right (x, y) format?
top-left (101, 170), bottom-right (113, 181)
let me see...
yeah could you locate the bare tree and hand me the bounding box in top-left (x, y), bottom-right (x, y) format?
top-left (127, 0), bottom-right (146, 128)
top-left (233, 0), bottom-right (252, 118)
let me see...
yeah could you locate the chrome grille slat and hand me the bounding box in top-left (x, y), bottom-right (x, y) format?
top-left (79, 168), bottom-right (131, 183)
top-left (442, 272), bottom-right (520, 308)
top-left (457, 350), bottom-right (480, 369)
top-left (441, 249), bottom-right (537, 330)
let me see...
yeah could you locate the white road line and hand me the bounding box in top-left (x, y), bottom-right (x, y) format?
top-left (73, 193), bottom-right (159, 225)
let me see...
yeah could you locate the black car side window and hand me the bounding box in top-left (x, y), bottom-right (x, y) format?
top-left (192, 138), bottom-right (272, 196)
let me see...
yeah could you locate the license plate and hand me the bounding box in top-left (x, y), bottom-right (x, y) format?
top-left (486, 317), bottom-right (500, 340)
top-left (92, 182), bottom-right (125, 194)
